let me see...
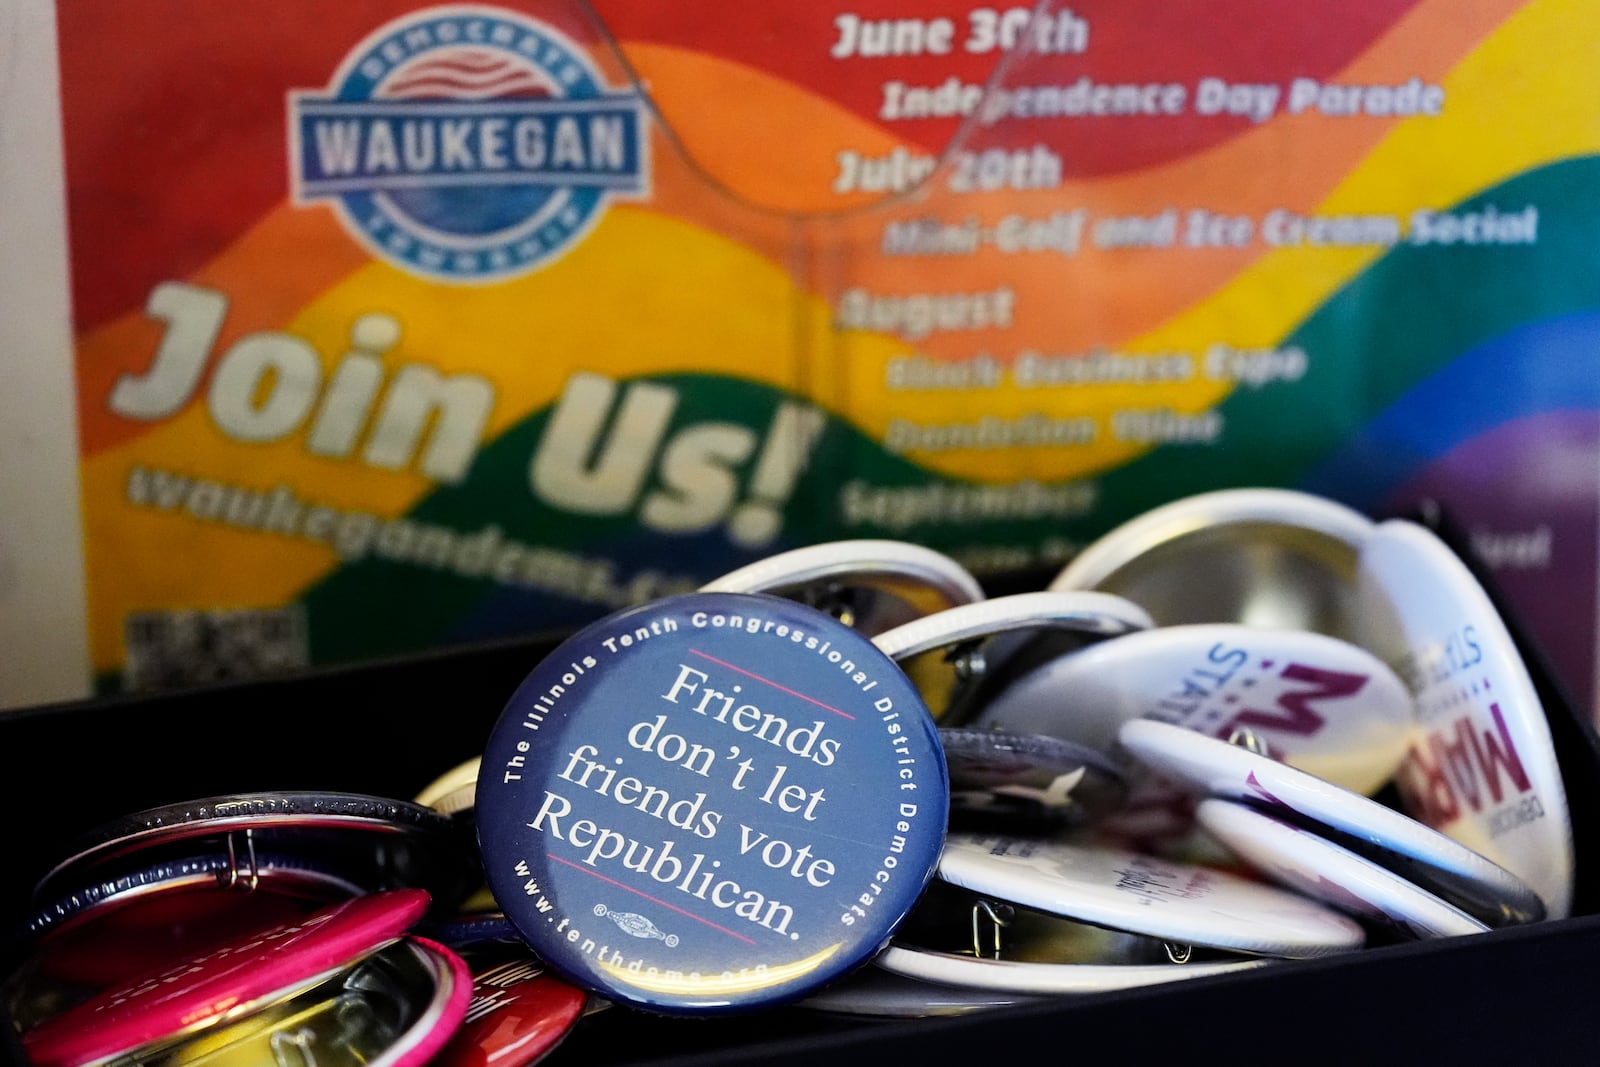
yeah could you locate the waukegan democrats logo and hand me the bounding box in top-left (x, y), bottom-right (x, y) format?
top-left (289, 6), bottom-right (649, 282)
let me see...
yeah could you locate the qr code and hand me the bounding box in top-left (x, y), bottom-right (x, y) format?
top-left (123, 608), bottom-right (309, 692)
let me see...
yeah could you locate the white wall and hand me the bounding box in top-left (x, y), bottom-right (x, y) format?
top-left (0, 1), bottom-right (91, 710)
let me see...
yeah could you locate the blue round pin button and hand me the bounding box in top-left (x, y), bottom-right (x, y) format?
top-left (475, 592), bottom-right (949, 1015)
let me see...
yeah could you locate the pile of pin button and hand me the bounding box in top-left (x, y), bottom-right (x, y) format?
top-left (716, 488), bottom-right (1572, 1015)
top-left (0, 488), bottom-right (1575, 1061)
top-left (1, 788), bottom-right (595, 1067)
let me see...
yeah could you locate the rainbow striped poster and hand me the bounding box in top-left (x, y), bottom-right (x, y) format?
top-left (37, 0), bottom-right (1600, 711)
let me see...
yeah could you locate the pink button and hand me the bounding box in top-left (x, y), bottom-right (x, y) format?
top-left (24, 888), bottom-right (432, 1067)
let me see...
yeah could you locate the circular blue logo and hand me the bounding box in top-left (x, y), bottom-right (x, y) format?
top-left (290, 6), bottom-right (649, 282)
top-left (475, 592), bottom-right (949, 1014)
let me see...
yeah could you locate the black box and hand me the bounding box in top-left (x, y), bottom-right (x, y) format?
top-left (7, 534), bottom-right (1600, 1066)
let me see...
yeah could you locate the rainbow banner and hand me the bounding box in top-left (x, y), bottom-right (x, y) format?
top-left (47, 0), bottom-right (1600, 709)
